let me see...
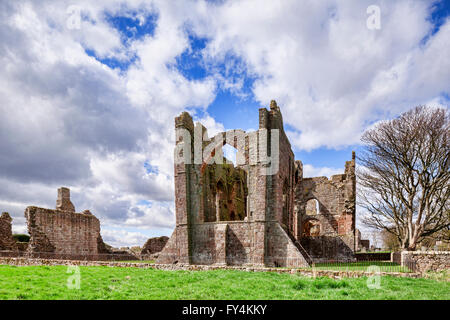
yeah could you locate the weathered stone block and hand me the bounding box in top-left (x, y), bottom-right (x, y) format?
top-left (25, 188), bottom-right (109, 259)
top-left (0, 212), bottom-right (18, 251)
top-left (141, 236), bottom-right (169, 255)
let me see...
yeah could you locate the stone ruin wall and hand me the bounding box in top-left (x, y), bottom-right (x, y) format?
top-left (258, 103), bottom-right (308, 267)
top-left (140, 236), bottom-right (169, 260)
top-left (25, 207), bottom-right (105, 255)
top-left (25, 187), bottom-right (110, 259)
top-left (201, 164), bottom-right (248, 222)
top-left (392, 251), bottom-right (450, 273)
top-left (157, 100), bottom-right (344, 267)
top-left (1, 100), bottom-right (359, 265)
top-left (355, 229), bottom-right (370, 252)
top-left (296, 153), bottom-right (357, 262)
top-left (178, 221), bottom-right (307, 267)
top-left (0, 212), bottom-right (18, 251)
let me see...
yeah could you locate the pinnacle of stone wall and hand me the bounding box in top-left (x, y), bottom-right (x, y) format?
top-left (0, 212), bottom-right (18, 251)
top-left (56, 187), bottom-right (75, 212)
top-left (175, 111), bottom-right (194, 132)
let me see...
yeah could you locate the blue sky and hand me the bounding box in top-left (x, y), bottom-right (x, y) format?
top-left (0, 0), bottom-right (449, 246)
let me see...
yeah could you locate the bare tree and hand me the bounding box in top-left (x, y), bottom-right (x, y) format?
top-left (380, 229), bottom-right (401, 251)
top-left (358, 106), bottom-right (449, 250)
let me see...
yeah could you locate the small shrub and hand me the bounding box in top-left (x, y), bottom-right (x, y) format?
top-left (313, 278), bottom-right (349, 289)
top-left (16, 293), bottom-right (29, 300)
top-left (13, 234), bottom-right (30, 242)
top-left (292, 280), bottom-right (307, 290)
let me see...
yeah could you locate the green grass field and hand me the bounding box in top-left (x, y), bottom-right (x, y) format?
top-left (0, 265), bottom-right (448, 300)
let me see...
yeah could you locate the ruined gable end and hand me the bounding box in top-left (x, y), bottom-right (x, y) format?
top-left (0, 212), bottom-right (18, 251)
top-left (25, 187), bottom-right (109, 259)
top-left (56, 187), bottom-right (75, 212)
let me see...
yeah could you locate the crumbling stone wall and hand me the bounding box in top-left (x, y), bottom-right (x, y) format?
top-left (25, 188), bottom-right (109, 259)
top-left (157, 100), bottom-right (356, 267)
top-left (201, 164), bottom-right (247, 222)
top-left (295, 152), bottom-right (356, 261)
top-left (141, 236), bottom-right (169, 255)
top-left (56, 187), bottom-right (75, 212)
top-left (16, 242), bottom-right (29, 252)
top-left (355, 229), bottom-right (370, 251)
top-left (0, 212), bottom-right (17, 251)
top-left (394, 251), bottom-right (450, 273)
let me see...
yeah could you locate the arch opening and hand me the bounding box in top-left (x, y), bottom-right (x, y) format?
top-left (202, 143), bottom-right (248, 222)
top-left (305, 198), bottom-right (320, 216)
top-left (303, 219), bottom-right (321, 237)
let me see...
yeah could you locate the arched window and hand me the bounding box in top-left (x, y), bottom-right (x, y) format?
top-left (202, 138), bottom-right (248, 222)
top-left (305, 199), bottom-right (320, 216)
top-left (222, 144), bottom-right (237, 165)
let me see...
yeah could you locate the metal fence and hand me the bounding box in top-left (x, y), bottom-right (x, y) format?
top-left (310, 258), bottom-right (416, 273)
top-left (312, 260), bottom-right (416, 272)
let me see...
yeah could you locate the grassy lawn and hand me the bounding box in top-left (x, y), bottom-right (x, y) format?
top-left (312, 261), bottom-right (411, 273)
top-left (0, 265), bottom-right (448, 300)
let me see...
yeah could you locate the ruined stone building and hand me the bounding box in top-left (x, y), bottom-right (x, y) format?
top-left (141, 236), bottom-right (169, 259)
top-left (25, 187), bottom-right (110, 259)
top-left (0, 212), bottom-right (18, 251)
top-left (157, 101), bottom-right (357, 267)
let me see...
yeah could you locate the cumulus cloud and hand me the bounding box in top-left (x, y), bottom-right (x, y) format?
top-left (302, 164), bottom-right (344, 179)
top-left (0, 0), bottom-right (218, 244)
top-left (190, 0), bottom-right (449, 150)
top-left (101, 229), bottom-right (149, 248)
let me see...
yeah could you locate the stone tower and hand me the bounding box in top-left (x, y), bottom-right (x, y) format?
top-left (56, 187), bottom-right (75, 212)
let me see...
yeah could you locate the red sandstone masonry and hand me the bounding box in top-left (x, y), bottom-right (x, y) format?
top-left (25, 188), bottom-right (110, 258)
top-left (141, 236), bottom-right (169, 255)
top-left (157, 100), bottom-right (357, 267)
top-left (0, 212), bottom-right (17, 251)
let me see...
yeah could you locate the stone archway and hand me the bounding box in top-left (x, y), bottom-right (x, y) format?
top-left (305, 198), bottom-right (320, 216)
top-left (303, 218), bottom-right (321, 237)
top-left (201, 140), bottom-right (248, 222)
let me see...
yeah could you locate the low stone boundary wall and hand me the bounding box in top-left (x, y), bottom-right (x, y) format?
top-left (0, 257), bottom-right (421, 279)
top-left (391, 251), bottom-right (450, 273)
top-left (0, 250), bottom-right (138, 261)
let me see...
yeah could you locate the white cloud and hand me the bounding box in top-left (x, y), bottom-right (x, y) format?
top-left (190, 0), bottom-right (449, 151)
top-left (0, 0), bottom-right (217, 246)
top-left (194, 114), bottom-right (225, 137)
top-left (302, 164), bottom-right (343, 178)
top-left (101, 228), bottom-right (149, 248)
